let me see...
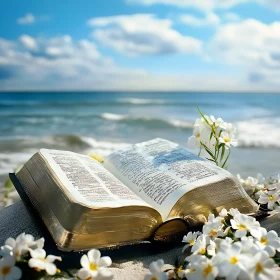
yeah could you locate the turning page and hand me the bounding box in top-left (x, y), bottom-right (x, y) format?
top-left (104, 138), bottom-right (234, 220)
top-left (40, 149), bottom-right (149, 208)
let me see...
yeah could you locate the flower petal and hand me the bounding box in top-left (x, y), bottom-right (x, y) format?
top-left (45, 262), bottom-right (57, 275)
top-left (96, 269), bottom-right (114, 280)
top-left (29, 258), bottom-right (45, 270)
top-left (29, 248), bottom-right (46, 259)
top-left (11, 266), bottom-right (22, 279)
top-left (1, 255), bottom-right (15, 267)
top-left (77, 268), bottom-right (92, 280)
top-left (149, 259), bottom-right (164, 274)
top-left (5, 238), bottom-right (16, 248)
top-left (80, 254), bottom-right (90, 269)
top-left (98, 256), bottom-right (112, 267)
top-left (46, 255), bottom-right (62, 263)
top-left (88, 249), bottom-right (101, 263)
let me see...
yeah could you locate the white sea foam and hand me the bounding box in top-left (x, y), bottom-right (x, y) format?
top-left (236, 118), bottom-right (280, 148)
top-left (101, 113), bottom-right (128, 121)
top-left (168, 120), bottom-right (193, 129)
top-left (81, 137), bottom-right (131, 156)
top-left (0, 151), bottom-right (36, 175)
top-left (118, 98), bottom-right (165, 105)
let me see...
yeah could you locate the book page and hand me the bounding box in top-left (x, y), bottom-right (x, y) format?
top-left (40, 149), bottom-right (150, 208)
top-left (104, 138), bottom-right (233, 220)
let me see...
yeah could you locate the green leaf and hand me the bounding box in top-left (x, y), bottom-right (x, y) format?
top-left (221, 148), bottom-right (231, 169)
top-left (206, 157), bottom-right (216, 162)
top-left (209, 131), bottom-right (214, 141)
top-left (197, 107), bottom-right (211, 126)
top-left (198, 145), bottom-right (202, 156)
top-left (200, 142), bottom-right (215, 159)
top-left (220, 144), bottom-right (225, 162)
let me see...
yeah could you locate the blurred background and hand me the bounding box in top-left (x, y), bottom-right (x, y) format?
top-left (0, 0), bottom-right (280, 206)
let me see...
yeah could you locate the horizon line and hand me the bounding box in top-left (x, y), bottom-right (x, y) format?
top-left (1, 89), bottom-right (280, 94)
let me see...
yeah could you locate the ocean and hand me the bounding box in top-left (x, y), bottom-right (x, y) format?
top-left (1, 91), bottom-right (280, 191)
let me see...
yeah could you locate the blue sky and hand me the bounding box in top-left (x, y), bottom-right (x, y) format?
top-left (0, 0), bottom-right (279, 92)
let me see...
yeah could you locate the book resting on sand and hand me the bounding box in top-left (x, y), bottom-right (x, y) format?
top-left (13, 138), bottom-right (258, 252)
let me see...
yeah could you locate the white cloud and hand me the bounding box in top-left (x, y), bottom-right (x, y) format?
top-left (17, 13), bottom-right (50, 25)
top-left (88, 14), bottom-right (202, 56)
top-left (211, 19), bottom-right (280, 84)
top-left (0, 33), bottom-right (278, 92)
top-left (126, 0), bottom-right (248, 11)
top-left (19, 35), bottom-right (38, 50)
top-left (180, 12), bottom-right (220, 27)
top-left (17, 13), bottom-right (35, 25)
top-left (0, 35), bottom-right (148, 89)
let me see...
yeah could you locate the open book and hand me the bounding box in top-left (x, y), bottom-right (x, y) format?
top-left (15, 138), bottom-right (258, 251)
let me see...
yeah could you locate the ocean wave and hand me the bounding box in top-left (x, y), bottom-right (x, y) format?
top-left (116, 98), bottom-right (166, 105)
top-left (237, 118), bottom-right (280, 148)
top-left (101, 113), bottom-right (128, 120)
top-left (99, 112), bottom-right (193, 129)
top-left (0, 137), bottom-right (131, 177)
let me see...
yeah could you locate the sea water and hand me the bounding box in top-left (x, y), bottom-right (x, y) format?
top-left (1, 91), bottom-right (280, 189)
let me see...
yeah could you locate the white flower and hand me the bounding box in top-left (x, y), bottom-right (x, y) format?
top-left (144, 259), bottom-right (167, 280)
top-left (240, 236), bottom-right (259, 255)
top-left (207, 240), bottom-right (217, 256)
top-left (255, 228), bottom-right (280, 257)
top-left (178, 267), bottom-right (197, 280)
top-left (182, 232), bottom-right (200, 252)
top-left (218, 131), bottom-right (238, 148)
top-left (251, 251), bottom-right (277, 280)
top-left (202, 220), bottom-right (224, 239)
top-left (229, 208), bottom-right (240, 217)
top-left (0, 255), bottom-right (22, 280)
top-left (238, 174), bottom-right (266, 197)
top-left (183, 255), bottom-right (219, 280)
top-left (230, 213), bottom-right (261, 238)
top-left (28, 248), bottom-right (61, 275)
top-left (0, 233), bottom-right (44, 261)
top-left (219, 208), bottom-right (228, 219)
top-left (220, 122), bottom-right (236, 136)
top-left (191, 234), bottom-right (208, 255)
top-left (212, 242), bottom-right (253, 280)
top-left (258, 191), bottom-right (280, 210)
top-left (78, 249), bottom-right (112, 280)
top-left (188, 122), bottom-right (211, 149)
top-left (210, 237), bottom-right (234, 255)
top-left (209, 115), bottom-right (224, 127)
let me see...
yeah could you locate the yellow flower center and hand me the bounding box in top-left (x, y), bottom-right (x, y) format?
top-left (256, 263), bottom-right (263, 273)
top-left (260, 237), bottom-right (268, 245)
top-left (89, 262), bottom-right (98, 271)
top-left (269, 196), bottom-right (275, 201)
top-left (209, 229), bottom-right (218, 237)
top-left (1, 266), bottom-right (11, 276)
top-left (203, 264), bottom-right (213, 276)
top-left (199, 248), bottom-right (206, 254)
top-left (196, 133), bottom-right (200, 138)
top-left (237, 224), bottom-right (247, 231)
top-left (189, 239), bottom-right (195, 246)
top-left (224, 138), bottom-right (230, 143)
top-left (230, 257), bottom-right (238, 264)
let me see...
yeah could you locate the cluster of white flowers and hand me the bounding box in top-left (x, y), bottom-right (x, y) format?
top-left (73, 249), bottom-right (113, 280)
top-left (188, 110), bottom-right (237, 168)
top-left (177, 208), bottom-right (280, 280)
top-left (238, 173), bottom-right (280, 217)
top-left (0, 233), bottom-right (114, 280)
top-left (0, 232), bottom-right (61, 279)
